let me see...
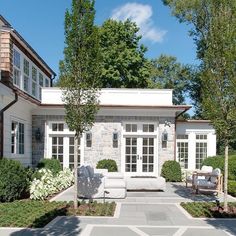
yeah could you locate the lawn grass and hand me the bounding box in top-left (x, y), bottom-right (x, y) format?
top-left (181, 202), bottom-right (236, 218)
top-left (0, 200), bottom-right (116, 228)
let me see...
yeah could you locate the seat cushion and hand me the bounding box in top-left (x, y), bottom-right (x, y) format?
top-left (196, 179), bottom-right (216, 188)
top-left (126, 177), bottom-right (166, 191)
top-left (106, 172), bottom-right (124, 179)
top-left (105, 179), bottom-right (126, 189)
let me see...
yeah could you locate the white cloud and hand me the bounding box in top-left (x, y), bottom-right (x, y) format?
top-left (111, 3), bottom-right (167, 43)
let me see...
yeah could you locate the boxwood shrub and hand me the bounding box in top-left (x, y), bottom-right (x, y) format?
top-left (202, 155), bottom-right (236, 180)
top-left (0, 158), bottom-right (28, 202)
top-left (96, 159), bottom-right (118, 172)
top-left (37, 159), bottom-right (62, 175)
top-left (161, 160), bottom-right (182, 182)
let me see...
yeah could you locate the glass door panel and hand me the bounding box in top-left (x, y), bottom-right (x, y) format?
top-left (125, 137), bottom-right (137, 172)
top-left (142, 137), bottom-right (154, 173)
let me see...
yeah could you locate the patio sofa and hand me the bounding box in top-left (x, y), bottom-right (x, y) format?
top-left (77, 166), bottom-right (126, 199)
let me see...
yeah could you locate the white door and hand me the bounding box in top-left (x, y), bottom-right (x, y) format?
top-left (124, 136), bottom-right (157, 176)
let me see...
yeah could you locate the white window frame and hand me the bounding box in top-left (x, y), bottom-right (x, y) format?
top-left (195, 134), bottom-right (208, 169)
top-left (11, 120), bottom-right (25, 155)
top-left (46, 121), bottom-right (84, 168)
top-left (13, 48), bottom-right (21, 88)
top-left (121, 121), bottom-right (158, 176)
top-left (176, 134), bottom-right (189, 169)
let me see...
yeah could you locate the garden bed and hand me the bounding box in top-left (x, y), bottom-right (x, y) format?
top-left (0, 200), bottom-right (116, 228)
top-left (181, 202), bottom-right (236, 218)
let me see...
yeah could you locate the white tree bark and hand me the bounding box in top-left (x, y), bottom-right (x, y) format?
top-left (224, 143), bottom-right (228, 212)
top-left (74, 135), bottom-right (79, 210)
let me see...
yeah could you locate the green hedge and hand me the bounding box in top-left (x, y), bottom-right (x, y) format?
top-left (37, 159), bottom-right (62, 175)
top-left (228, 180), bottom-right (236, 197)
top-left (202, 155), bottom-right (236, 180)
top-left (96, 159), bottom-right (118, 172)
top-left (0, 159), bottom-right (28, 202)
top-left (161, 160), bottom-right (182, 182)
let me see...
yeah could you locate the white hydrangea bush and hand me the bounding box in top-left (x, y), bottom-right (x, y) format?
top-left (30, 168), bottom-right (74, 200)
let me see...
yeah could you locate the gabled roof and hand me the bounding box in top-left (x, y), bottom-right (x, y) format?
top-left (0, 15), bottom-right (56, 77)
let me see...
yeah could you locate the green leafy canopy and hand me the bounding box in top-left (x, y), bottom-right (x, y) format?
top-left (59, 0), bottom-right (102, 136)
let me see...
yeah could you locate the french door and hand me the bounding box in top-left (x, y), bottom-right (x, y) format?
top-left (124, 136), bottom-right (157, 176)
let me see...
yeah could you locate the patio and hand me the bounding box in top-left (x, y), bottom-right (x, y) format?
top-left (50, 182), bottom-right (236, 204)
top-left (1, 183), bottom-right (236, 236)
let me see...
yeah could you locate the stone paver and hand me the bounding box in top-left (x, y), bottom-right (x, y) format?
top-left (1, 183), bottom-right (236, 236)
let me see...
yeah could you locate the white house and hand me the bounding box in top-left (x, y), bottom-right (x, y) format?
top-left (0, 15), bottom-right (216, 177)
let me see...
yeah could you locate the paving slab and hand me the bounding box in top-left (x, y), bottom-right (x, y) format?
top-left (1, 182), bottom-right (236, 236)
top-left (90, 226), bottom-right (139, 236)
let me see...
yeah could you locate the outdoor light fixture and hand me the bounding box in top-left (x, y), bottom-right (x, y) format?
top-left (162, 129), bottom-right (168, 141)
top-left (86, 132), bottom-right (92, 147)
top-left (113, 132), bottom-right (118, 141)
top-left (35, 128), bottom-right (41, 141)
top-left (86, 132), bottom-right (92, 141)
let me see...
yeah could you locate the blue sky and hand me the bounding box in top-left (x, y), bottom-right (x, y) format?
top-left (1, 0), bottom-right (198, 79)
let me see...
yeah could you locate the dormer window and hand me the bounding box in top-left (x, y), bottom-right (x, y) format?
top-left (13, 49), bottom-right (21, 87)
top-left (23, 59), bottom-right (30, 92)
top-left (23, 59), bottom-right (29, 76)
top-left (45, 78), bottom-right (49, 87)
top-left (13, 50), bottom-right (21, 69)
top-left (32, 66), bottom-right (37, 97)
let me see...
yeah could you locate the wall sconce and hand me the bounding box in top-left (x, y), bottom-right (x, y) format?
top-left (113, 131), bottom-right (118, 148)
top-left (35, 128), bottom-right (41, 141)
top-left (162, 129), bottom-right (168, 141)
top-left (113, 132), bottom-right (118, 141)
top-left (86, 132), bottom-right (92, 147)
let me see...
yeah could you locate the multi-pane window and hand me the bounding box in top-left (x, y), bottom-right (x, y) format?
top-left (176, 134), bottom-right (188, 169)
top-left (69, 137), bottom-right (80, 170)
top-left (142, 137), bottom-right (154, 172)
top-left (23, 59), bottom-right (29, 76)
top-left (32, 82), bottom-right (37, 97)
top-left (38, 73), bottom-right (44, 100)
top-left (13, 49), bottom-right (21, 69)
top-left (45, 78), bottom-right (49, 87)
top-left (143, 124), bottom-right (154, 132)
top-left (196, 134), bottom-right (207, 169)
top-left (13, 49), bottom-right (21, 87)
top-left (13, 69), bottom-right (20, 87)
top-left (125, 124), bottom-right (137, 132)
top-left (125, 137), bottom-right (137, 172)
top-left (11, 121), bottom-right (24, 155)
top-left (177, 142), bottom-right (188, 169)
top-left (39, 73), bottom-right (44, 86)
top-left (52, 123), bottom-right (64, 132)
top-left (23, 76), bottom-right (29, 92)
top-left (52, 137), bottom-right (64, 166)
top-left (32, 67), bottom-right (37, 97)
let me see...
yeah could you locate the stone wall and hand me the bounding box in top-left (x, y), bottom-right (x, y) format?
top-left (32, 115), bottom-right (175, 174)
top-left (158, 117), bottom-right (176, 175)
top-left (32, 115), bottom-right (65, 167)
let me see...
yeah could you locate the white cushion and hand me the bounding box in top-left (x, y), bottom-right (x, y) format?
top-left (201, 165), bottom-right (213, 172)
top-left (196, 179), bottom-right (216, 188)
top-left (106, 172), bottom-right (124, 179)
top-left (126, 177), bottom-right (166, 191)
top-left (210, 168), bottom-right (221, 183)
top-left (105, 179), bottom-right (126, 189)
top-left (95, 169), bottom-right (108, 175)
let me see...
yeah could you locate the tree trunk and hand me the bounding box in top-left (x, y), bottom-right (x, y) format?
top-left (224, 142), bottom-right (229, 212)
top-left (74, 135), bottom-right (79, 211)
